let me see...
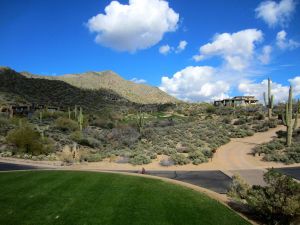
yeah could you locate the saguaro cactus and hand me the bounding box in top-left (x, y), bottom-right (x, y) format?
top-left (39, 111), bottom-right (43, 123)
top-left (78, 107), bottom-right (83, 131)
top-left (282, 86), bottom-right (298, 146)
top-left (136, 110), bottom-right (145, 133)
top-left (36, 125), bottom-right (49, 140)
top-left (9, 106), bottom-right (13, 118)
top-left (263, 78), bottom-right (274, 119)
top-left (68, 107), bottom-right (71, 119)
top-left (74, 105), bottom-right (78, 120)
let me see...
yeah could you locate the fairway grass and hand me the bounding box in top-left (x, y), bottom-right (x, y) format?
top-left (0, 171), bottom-right (250, 225)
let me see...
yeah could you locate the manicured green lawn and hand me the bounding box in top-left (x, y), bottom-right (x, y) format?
top-left (0, 171), bottom-right (250, 225)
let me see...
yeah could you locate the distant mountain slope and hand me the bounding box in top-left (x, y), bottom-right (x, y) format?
top-left (22, 70), bottom-right (178, 104)
top-left (0, 67), bottom-right (136, 112)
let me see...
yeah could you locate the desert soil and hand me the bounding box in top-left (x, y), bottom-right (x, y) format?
top-left (1, 124), bottom-right (299, 185)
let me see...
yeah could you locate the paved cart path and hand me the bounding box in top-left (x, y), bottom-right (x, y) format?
top-left (1, 124), bottom-right (299, 187)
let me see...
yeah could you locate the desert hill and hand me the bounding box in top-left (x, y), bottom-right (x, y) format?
top-left (21, 70), bottom-right (178, 104)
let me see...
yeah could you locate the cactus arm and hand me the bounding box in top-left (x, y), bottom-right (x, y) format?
top-left (270, 95), bottom-right (274, 108)
top-left (285, 86), bottom-right (293, 146)
top-left (78, 107), bottom-right (83, 131)
top-left (263, 92), bottom-right (267, 106)
top-left (265, 78), bottom-right (274, 118)
top-left (282, 111), bottom-right (287, 126)
top-left (293, 111), bottom-right (298, 131)
top-left (68, 107), bottom-right (71, 119)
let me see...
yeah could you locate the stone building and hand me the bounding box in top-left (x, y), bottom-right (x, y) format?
top-left (214, 96), bottom-right (259, 107)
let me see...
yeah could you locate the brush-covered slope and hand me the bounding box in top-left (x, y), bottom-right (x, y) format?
top-left (23, 70), bottom-right (178, 104)
top-left (0, 67), bottom-right (135, 111)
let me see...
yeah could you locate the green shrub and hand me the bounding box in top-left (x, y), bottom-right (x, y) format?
top-left (188, 150), bottom-right (208, 164)
top-left (170, 153), bottom-right (190, 165)
top-left (228, 170), bottom-right (300, 224)
top-left (55, 117), bottom-right (78, 132)
top-left (147, 152), bottom-right (157, 159)
top-left (91, 118), bottom-right (114, 129)
top-left (6, 125), bottom-right (53, 155)
top-left (0, 116), bottom-right (9, 128)
top-left (247, 170), bottom-right (300, 224)
top-left (227, 174), bottom-right (250, 200)
top-left (78, 137), bottom-right (101, 148)
top-left (222, 116), bottom-right (232, 124)
top-left (129, 154), bottom-right (151, 165)
top-left (206, 105), bottom-right (216, 114)
top-left (233, 117), bottom-right (247, 125)
top-left (70, 131), bottom-right (82, 142)
top-left (254, 112), bottom-right (265, 120)
top-left (81, 153), bottom-right (104, 162)
top-left (202, 149), bottom-right (213, 158)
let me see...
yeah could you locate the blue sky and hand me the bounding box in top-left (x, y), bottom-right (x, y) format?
top-left (0, 0), bottom-right (300, 102)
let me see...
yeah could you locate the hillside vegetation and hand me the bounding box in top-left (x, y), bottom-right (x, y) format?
top-left (22, 70), bottom-right (178, 104)
top-left (0, 67), bottom-right (137, 112)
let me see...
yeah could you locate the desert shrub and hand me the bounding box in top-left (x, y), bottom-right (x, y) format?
top-left (160, 158), bottom-right (174, 166)
top-left (188, 150), bottom-right (208, 164)
top-left (222, 116), bottom-right (232, 124)
top-left (253, 140), bottom-right (286, 157)
top-left (0, 116), bottom-right (9, 128)
top-left (206, 105), bottom-right (216, 114)
top-left (91, 118), bottom-right (114, 129)
top-left (233, 117), bottom-right (247, 125)
top-left (252, 122), bottom-right (269, 132)
top-left (254, 112), bottom-right (265, 120)
top-left (108, 126), bottom-right (140, 147)
top-left (202, 149), bottom-right (213, 158)
top-left (267, 119), bottom-right (278, 128)
top-left (6, 125), bottom-right (53, 155)
top-left (161, 147), bottom-right (177, 155)
top-left (129, 154), bottom-right (151, 165)
top-left (248, 170), bottom-right (300, 224)
top-left (227, 174), bottom-right (250, 200)
top-left (81, 153), bottom-right (104, 162)
top-left (33, 110), bottom-right (66, 121)
top-left (78, 137), bottom-right (101, 148)
top-left (70, 131), bottom-right (82, 142)
top-left (55, 117), bottom-right (78, 132)
top-left (147, 152), bottom-right (157, 159)
top-left (228, 170), bottom-right (300, 224)
top-left (170, 153), bottom-right (190, 165)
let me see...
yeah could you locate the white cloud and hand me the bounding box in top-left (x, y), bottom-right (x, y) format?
top-left (255, 0), bottom-right (296, 27)
top-left (160, 66), bottom-right (230, 102)
top-left (238, 79), bottom-right (290, 103)
top-left (159, 40), bottom-right (187, 55)
top-left (131, 77), bottom-right (147, 84)
top-left (193, 29), bottom-right (263, 71)
top-left (276, 30), bottom-right (300, 50)
top-left (289, 76), bottom-right (300, 95)
top-left (159, 45), bottom-right (171, 55)
top-left (176, 40), bottom-right (188, 53)
top-left (87, 0), bottom-right (179, 52)
top-left (258, 45), bottom-right (272, 64)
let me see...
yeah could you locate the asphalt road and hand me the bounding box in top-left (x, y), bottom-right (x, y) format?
top-left (145, 170), bottom-right (232, 194)
top-left (1, 162), bottom-right (299, 194)
top-left (275, 167), bottom-right (300, 180)
top-left (0, 162), bottom-right (38, 171)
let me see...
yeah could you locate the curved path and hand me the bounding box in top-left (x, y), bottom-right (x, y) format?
top-left (1, 124), bottom-right (299, 186)
top-left (213, 124), bottom-right (300, 185)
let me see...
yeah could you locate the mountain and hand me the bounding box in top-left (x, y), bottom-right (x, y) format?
top-left (21, 70), bottom-right (178, 104)
top-left (0, 67), bottom-right (137, 112)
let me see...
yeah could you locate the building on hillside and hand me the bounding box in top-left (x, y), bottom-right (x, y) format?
top-left (214, 96), bottom-right (259, 107)
top-left (0, 103), bottom-right (60, 118)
